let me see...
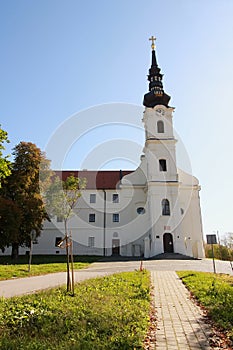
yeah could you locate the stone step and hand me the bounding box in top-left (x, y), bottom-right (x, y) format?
top-left (151, 252), bottom-right (197, 260)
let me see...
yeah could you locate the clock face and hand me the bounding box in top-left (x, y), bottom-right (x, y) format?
top-left (156, 108), bottom-right (165, 116)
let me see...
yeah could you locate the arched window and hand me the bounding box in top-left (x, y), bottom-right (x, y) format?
top-left (157, 120), bottom-right (164, 133)
top-left (162, 199), bottom-right (170, 216)
top-left (159, 159), bottom-right (167, 171)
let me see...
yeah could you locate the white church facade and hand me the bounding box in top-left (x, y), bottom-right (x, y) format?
top-left (2, 37), bottom-right (205, 259)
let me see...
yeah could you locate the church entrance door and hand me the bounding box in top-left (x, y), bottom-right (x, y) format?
top-left (112, 239), bottom-right (120, 256)
top-left (163, 233), bottom-right (174, 253)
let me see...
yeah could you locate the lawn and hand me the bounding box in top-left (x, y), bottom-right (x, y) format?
top-left (0, 255), bottom-right (100, 280)
top-left (177, 271), bottom-right (233, 340)
top-left (0, 270), bottom-right (151, 350)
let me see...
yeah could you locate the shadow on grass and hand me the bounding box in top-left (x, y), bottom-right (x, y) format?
top-left (0, 255), bottom-right (101, 265)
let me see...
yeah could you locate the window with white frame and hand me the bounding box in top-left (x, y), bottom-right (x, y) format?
top-left (88, 236), bottom-right (95, 248)
top-left (159, 159), bottom-right (167, 172)
top-left (157, 120), bottom-right (164, 133)
top-left (57, 216), bottom-right (63, 222)
top-left (55, 237), bottom-right (62, 247)
top-left (90, 194), bottom-right (96, 203)
top-left (113, 213), bottom-right (119, 222)
top-left (89, 213), bottom-right (96, 222)
top-left (112, 194), bottom-right (119, 203)
top-left (162, 199), bottom-right (170, 216)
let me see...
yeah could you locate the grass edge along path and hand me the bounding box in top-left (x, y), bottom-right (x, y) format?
top-left (177, 270), bottom-right (233, 344)
top-left (0, 255), bottom-right (100, 280)
top-left (0, 270), bottom-right (151, 350)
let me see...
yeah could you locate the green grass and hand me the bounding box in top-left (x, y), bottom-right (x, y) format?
top-left (0, 255), bottom-right (100, 280)
top-left (0, 270), bottom-right (151, 350)
top-left (177, 271), bottom-right (233, 340)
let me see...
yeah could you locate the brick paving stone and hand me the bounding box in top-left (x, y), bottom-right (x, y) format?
top-left (0, 259), bottom-right (231, 348)
top-left (152, 271), bottom-right (213, 350)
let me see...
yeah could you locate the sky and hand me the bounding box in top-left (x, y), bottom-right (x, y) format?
top-left (1, 0), bottom-right (233, 238)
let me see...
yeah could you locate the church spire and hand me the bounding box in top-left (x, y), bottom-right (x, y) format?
top-left (143, 36), bottom-right (171, 108)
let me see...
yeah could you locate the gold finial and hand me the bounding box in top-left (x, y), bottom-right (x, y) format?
top-left (149, 35), bottom-right (156, 50)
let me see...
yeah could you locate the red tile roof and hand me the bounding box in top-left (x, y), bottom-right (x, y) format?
top-left (54, 170), bottom-right (133, 190)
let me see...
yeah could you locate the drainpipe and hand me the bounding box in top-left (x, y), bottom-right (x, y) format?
top-left (103, 189), bottom-right (106, 256)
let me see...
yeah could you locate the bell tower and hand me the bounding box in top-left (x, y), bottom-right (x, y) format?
top-left (142, 36), bottom-right (180, 257)
top-left (142, 36), bottom-right (178, 183)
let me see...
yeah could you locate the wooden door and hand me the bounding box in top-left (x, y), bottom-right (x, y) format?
top-left (163, 233), bottom-right (174, 253)
top-left (112, 239), bottom-right (120, 256)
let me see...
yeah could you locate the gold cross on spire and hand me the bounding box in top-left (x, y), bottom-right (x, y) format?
top-left (149, 35), bottom-right (156, 50)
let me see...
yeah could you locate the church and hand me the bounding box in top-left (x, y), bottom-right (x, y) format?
top-left (3, 37), bottom-right (205, 258)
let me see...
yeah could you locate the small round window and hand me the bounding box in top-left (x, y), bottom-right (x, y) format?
top-left (137, 207), bottom-right (145, 215)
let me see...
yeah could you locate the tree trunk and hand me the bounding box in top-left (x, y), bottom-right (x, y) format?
top-left (64, 220), bottom-right (71, 292)
top-left (11, 243), bottom-right (19, 260)
top-left (65, 234), bottom-right (71, 292)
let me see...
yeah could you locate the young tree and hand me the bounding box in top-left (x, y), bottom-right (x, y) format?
top-left (45, 174), bottom-right (86, 293)
top-left (0, 126), bottom-right (11, 186)
top-left (0, 142), bottom-right (52, 259)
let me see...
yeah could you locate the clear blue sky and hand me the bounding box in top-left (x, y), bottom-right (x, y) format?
top-left (1, 0), bottom-right (233, 237)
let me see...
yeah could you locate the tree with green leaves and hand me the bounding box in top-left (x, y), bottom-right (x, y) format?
top-left (0, 141), bottom-right (52, 259)
top-left (45, 174), bottom-right (86, 293)
top-left (0, 197), bottom-right (22, 252)
top-left (46, 174), bottom-right (86, 234)
top-left (0, 126), bottom-right (11, 187)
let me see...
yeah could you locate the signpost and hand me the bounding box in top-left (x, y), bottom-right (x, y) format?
top-left (206, 234), bottom-right (217, 273)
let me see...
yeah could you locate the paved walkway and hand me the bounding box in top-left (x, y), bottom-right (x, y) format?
top-left (0, 259), bottom-right (232, 348)
top-left (152, 271), bottom-right (212, 350)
